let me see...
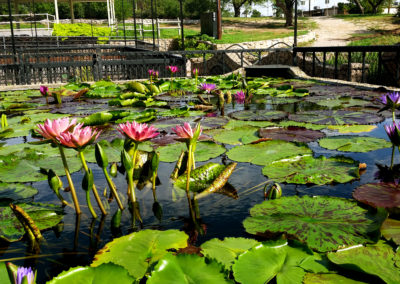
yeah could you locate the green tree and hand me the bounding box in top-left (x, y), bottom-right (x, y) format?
top-left (274, 0), bottom-right (295, 26)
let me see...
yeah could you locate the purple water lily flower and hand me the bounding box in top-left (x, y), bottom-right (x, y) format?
top-left (199, 83), bottom-right (216, 94)
top-left (378, 92), bottom-right (400, 114)
top-left (16, 267), bottom-right (35, 284)
top-left (39, 86), bottom-right (48, 97)
top-left (234, 90), bottom-right (245, 104)
top-left (385, 121), bottom-right (400, 146)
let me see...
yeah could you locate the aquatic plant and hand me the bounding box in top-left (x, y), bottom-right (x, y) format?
top-left (39, 85), bottom-right (49, 104)
top-left (234, 90), bottom-right (245, 104)
top-left (192, 68), bottom-right (199, 86)
top-left (1, 114), bottom-right (8, 129)
top-left (384, 121), bottom-right (400, 168)
top-left (14, 266), bottom-right (35, 284)
top-left (378, 91), bottom-right (400, 122)
top-left (167, 65), bottom-right (178, 91)
top-left (148, 69), bottom-right (158, 88)
top-left (199, 83), bottom-right (217, 94)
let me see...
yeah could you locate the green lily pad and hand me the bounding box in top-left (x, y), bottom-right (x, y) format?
top-left (353, 182), bottom-right (400, 209)
top-left (158, 141), bottom-right (225, 163)
top-left (201, 237), bottom-right (259, 270)
top-left (259, 126), bottom-right (325, 143)
top-left (318, 136), bottom-right (391, 152)
top-left (81, 112), bottom-right (113, 126)
top-left (0, 183), bottom-right (38, 201)
top-left (243, 196), bottom-right (385, 252)
top-left (227, 140), bottom-right (312, 166)
top-left (289, 110), bottom-right (384, 125)
top-left (327, 125), bottom-right (377, 133)
top-left (278, 121), bottom-right (326, 130)
top-left (381, 218), bottom-right (400, 245)
top-left (48, 263), bottom-right (134, 284)
top-left (91, 229), bottom-right (188, 280)
top-left (223, 120), bottom-right (275, 130)
top-left (307, 96), bottom-right (370, 108)
top-left (147, 253), bottom-right (230, 284)
top-left (0, 202), bottom-right (64, 242)
top-left (229, 110), bottom-right (287, 121)
top-left (327, 241), bottom-right (400, 284)
top-left (303, 273), bottom-right (366, 284)
top-left (205, 126), bottom-right (259, 145)
top-left (86, 80), bottom-right (121, 98)
top-left (261, 155), bottom-right (360, 184)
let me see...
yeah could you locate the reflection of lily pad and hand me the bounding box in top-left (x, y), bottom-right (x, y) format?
top-left (243, 196), bottom-right (385, 252)
top-left (158, 141), bottom-right (225, 163)
top-left (229, 110), bottom-right (287, 121)
top-left (289, 110), bottom-right (384, 125)
top-left (0, 202), bottom-right (63, 242)
top-left (206, 126), bottom-right (259, 145)
top-left (306, 96), bottom-right (370, 108)
top-left (261, 155), bottom-right (360, 185)
top-left (327, 125), bottom-right (377, 133)
top-left (259, 126), bottom-right (325, 142)
top-left (227, 140), bottom-right (311, 166)
top-left (327, 241), bottom-right (400, 284)
top-left (353, 182), bottom-right (400, 209)
top-left (318, 136), bottom-right (391, 152)
top-left (0, 183), bottom-right (38, 201)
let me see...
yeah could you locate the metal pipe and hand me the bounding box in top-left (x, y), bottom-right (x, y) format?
top-left (122, 0), bottom-right (126, 46)
top-left (7, 0), bottom-right (16, 61)
top-left (179, 0), bottom-right (184, 50)
top-left (132, 0), bottom-right (137, 48)
top-left (294, 0), bottom-right (298, 47)
top-left (151, 0), bottom-right (155, 49)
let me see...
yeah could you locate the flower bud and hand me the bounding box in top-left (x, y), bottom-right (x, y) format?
top-left (47, 169), bottom-right (63, 193)
top-left (110, 162), bottom-right (118, 177)
top-left (121, 149), bottom-right (133, 171)
top-left (95, 143), bottom-right (108, 169)
top-left (82, 168), bottom-right (94, 192)
top-left (265, 183), bottom-right (282, 200)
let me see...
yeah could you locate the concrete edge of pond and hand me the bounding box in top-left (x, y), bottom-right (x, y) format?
top-left (0, 66), bottom-right (398, 93)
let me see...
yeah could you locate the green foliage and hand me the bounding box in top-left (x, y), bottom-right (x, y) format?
top-left (52, 24), bottom-right (111, 42)
top-left (318, 136), bottom-right (392, 152)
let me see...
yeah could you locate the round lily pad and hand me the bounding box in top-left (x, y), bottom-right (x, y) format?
top-left (243, 196), bottom-right (385, 252)
top-left (206, 126), bottom-right (259, 145)
top-left (303, 273), bottom-right (365, 284)
top-left (288, 110), bottom-right (384, 125)
top-left (353, 182), bottom-right (400, 209)
top-left (305, 96), bottom-right (371, 109)
top-left (152, 117), bottom-right (228, 133)
top-left (261, 155), bottom-right (360, 185)
top-left (327, 125), bottom-right (377, 133)
top-left (223, 120), bottom-right (275, 130)
top-left (381, 218), bottom-right (400, 245)
top-left (0, 183), bottom-right (38, 201)
top-left (318, 136), bottom-right (392, 152)
top-left (226, 140), bottom-right (312, 166)
top-left (259, 126), bottom-right (325, 143)
top-left (229, 110), bottom-right (287, 121)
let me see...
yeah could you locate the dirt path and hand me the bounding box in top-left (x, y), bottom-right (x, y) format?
top-left (310, 16), bottom-right (365, 46)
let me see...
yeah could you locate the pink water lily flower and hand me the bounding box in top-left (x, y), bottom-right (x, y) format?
top-left (192, 68), bottom-right (199, 75)
top-left (199, 83), bottom-right (216, 94)
top-left (167, 65), bottom-right (179, 73)
top-left (235, 90), bottom-right (245, 104)
top-left (172, 122), bottom-right (202, 139)
top-left (36, 117), bottom-right (77, 141)
top-left (117, 121), bottom-right (159, 142)
top-left (40, 85), bottom-right (49, 97)
top-left (57, 124), bottom-right (101, 149)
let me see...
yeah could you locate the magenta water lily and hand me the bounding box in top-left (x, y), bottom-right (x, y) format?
top-left (167, 65), bottom-right (178, 73)
top-left (57, 124), bottom-right (101, 149)
top-left (117, 121), bottom-right (159, 142)
top-left (199, 83), bottom-right (217, 94)
top-left (36, 118), bottom-right (77, 142)
top-left (235, 90), bottom-right (245, 104)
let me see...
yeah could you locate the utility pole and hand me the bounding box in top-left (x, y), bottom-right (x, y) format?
top-left (309, 0), bottom-right (311, 16)
top-left (216, 0), bottom-right (222, 39)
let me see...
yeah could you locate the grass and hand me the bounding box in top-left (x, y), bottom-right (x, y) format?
top-left (0, 23), bottom-right (48, 29)
top-left (334, 14), bottom-right (396, 21)
top-left (348, 35), bottom-right (400, 46)
top-left (213, 30), bottom-right (307, 44)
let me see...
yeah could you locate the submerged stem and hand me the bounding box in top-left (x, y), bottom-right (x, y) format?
top-left (103, 168), bottom-right (124, 211)
top-left (127, 143), bottom-right (139, 204)
top-left (85, 187), bottom-right (97, 219)
top-left (58, 145), bottom-right (81, 215)
top-left (393, 111), bottom-right (396, 124)
top-left (391, 145), bottom-right (395, 170)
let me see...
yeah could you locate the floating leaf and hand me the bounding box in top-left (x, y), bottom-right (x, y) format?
top-left (91, 229), bottom-right (188, 279)
top-left (381, 218), bottom-right (400, 245)
top-left (227, 140), bottom-right (311, 166)
top-left (278, 121), bottom-right (326, 130)
top-left (223, 120), bottom-right (275, 130)
top-left (81, 112), bottom-right (113, 126)
top-left (353, 182), bottom-right (400, 209)
top-left (327, 125), bottom-right (377, 133)
top-left (308, 97), bottom-right (370, 108)
top-left (158, 141), bottom-right (225, 163)
top-left (259, 126), bottom-right (325, 143)
top-left (243, 196), bottom-right (385, 252)
top-left (289, 110), bottom-right (384, 125)
top-left (206, 126), bottom-right (259, 145)
top-left (318, 136), bottom-right (391, 152)
top-left (0, 183), bottom-right (38, 201)
top-left (327, 241), bottom-right (400, 284)
top-left (147, 253), bottom-right (230, 284)
top-left (0, 202), bottom-right (63, 242)
top-left (303, 273), bottom-right (366, 284)
top-left (201, 237), bottom-right (259, 270)
top-left (262, 155), bottom-right (360, 185)
top-left (48, 263), bottom-right (134, 284)
top-left (229, 110), bottom-right (287, 121)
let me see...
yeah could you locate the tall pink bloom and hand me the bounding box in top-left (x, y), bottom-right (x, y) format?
top-left (36, 118), bottom-right (77, 141)
top-left (199, 83), bottom-right (216, 94)
top-left (40, 86), bottom-right (49, 97)
top-left (235, 90), bottom-right (245, 104)
top-left (167, 65), bottom-right (179, 74)
top-left (117, 121), bottom-right (159, 142)
top-left (172, 122), bottom-right (202, 140)
top-left (57, 124), bottom-right (101, 149)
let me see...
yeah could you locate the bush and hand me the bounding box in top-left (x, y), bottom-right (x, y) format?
top-left (251, 10), bottom-right (262, 17)
top-left (52, 23), bottom-right (112, 42)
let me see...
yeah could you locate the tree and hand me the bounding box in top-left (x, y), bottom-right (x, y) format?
top-left (366, 0), bottom-right (385, 13)
top-left (274, 0), bottom-right (295, 27)
top-left (225, 0), bottom-right (266, 17)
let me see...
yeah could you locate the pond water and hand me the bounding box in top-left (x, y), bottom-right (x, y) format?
top-left (0, 76), bottom-right (396, 282)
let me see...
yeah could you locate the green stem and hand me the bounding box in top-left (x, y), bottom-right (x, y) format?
top-left (391, 145), bottom-right (395, 170)
top-left (85, 187), bottom-right (97, 219)
top-left (127, 143), bottom-right (139, 204)
top-left (393, 111), bottom-right (396, 124)
top-left (103, 168), bottom-right (124, 211)
top-left (58, 145), bottom-right (81, 215)
top-left (79, 151), bottom-right (107, 216)
top-left (186, 144), bottom-right (195, 220)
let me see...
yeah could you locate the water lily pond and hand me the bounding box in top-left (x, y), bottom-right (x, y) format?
top-left (0, 73), bottom-right (399, 283)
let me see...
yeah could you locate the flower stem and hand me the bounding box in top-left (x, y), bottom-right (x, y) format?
top-left (393, 111), bottom-right (396, 124)
top-left (391, 145), bottom-right (395, 169)
top-left (79, 151), bottom-right (107, 216)
top-left (58, 145), bottom-right (81, 215)
top-left (127, 143), bottom-right (139, 204)
top-left (186, 144), bottom-right (195, 219)
top-left (103, 168), bottom-right (124, 211)
top-left (85, 186), bottom-right (97, 219)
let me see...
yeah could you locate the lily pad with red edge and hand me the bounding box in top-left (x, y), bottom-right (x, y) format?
top-left (288, 110), bottom-right (384, 125)
top-left (258, 126), bottom-right (325, 143)
top-left (353, 182), bottom-right (400, 209)
top-left (229, 110), bottom-right (287, 121)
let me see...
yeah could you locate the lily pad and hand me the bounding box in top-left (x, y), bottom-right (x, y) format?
top-left (229, 110), bottom-right (287, 121)
top-left (327, 241), bottom-right (400, 284)
top-left (0, 202), bottom-right (63, 242)
top-left (48, 263), bottom-right (134, 284)
top-left (201, 237), bottom-right (259, 270)
top-left (306, 96), bottom-right (370, 109)
top-left (327, 125), bottom-right (377, 133)
top-left (227, 140), bottom-right (312, 166)
top-left (381, 218), bottom-right (400, 245)
top-left (158, 141), bottom-right (225, 163)
top-left (318, 136), bottom-right (391, 152)
top-left (303, 273), bottom-right (366, 284)
top-left (0, 183), bottom-right (38, 201)
top-left (278, 121), bottom-right (326, 131)
top-left (205, 126), bottom-right (259, 145)
top-left (289, 110), bottom-right (384, 125)
top-left (262, 155), bottom-right (360, 185)
top-left (259, 126), bottom-right (325, 143)
top-left (91, 229), bottom-right (188, 280)
top-left (147, 253), bottom-right (230, 284)
top-left (223, 120), bottom-right (275, 130)
top-left (353, 182), bottom-right (400, 209)
top-left (243, 196), bottom-right (385, 252)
